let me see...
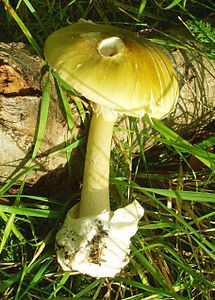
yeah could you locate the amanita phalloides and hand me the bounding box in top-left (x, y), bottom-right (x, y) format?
top-left (44, 22), bottom-right (179, 278)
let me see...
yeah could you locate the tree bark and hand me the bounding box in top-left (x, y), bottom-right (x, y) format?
top-left (0, 42), bottom-right (85, 195)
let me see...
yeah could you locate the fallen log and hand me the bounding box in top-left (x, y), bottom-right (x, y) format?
top-left (0, 40), bottom-right (214, 195)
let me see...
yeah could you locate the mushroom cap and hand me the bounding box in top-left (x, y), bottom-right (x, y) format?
top-left (44, 22), bottom-right (179, 119)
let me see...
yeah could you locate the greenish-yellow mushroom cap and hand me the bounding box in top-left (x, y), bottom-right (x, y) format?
top-left (44, 22), bottom-right (179, 119)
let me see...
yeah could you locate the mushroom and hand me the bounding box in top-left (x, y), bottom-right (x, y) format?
top-left (44, 22), bottom-right (179, 278)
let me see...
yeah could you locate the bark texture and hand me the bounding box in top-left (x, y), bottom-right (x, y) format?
top-left (0, 41), bottom-right (214, 194)
top-left (167, 48), bottom-right (215, 135)
top-left (0, 42), bottom-right (84, 194)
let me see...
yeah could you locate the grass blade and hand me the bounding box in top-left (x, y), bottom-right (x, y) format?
top-left (1, 0), bottom-right (42, 56)
top-left (0, 204), bottom-right (60, 218)
top-left (32, 73), bottom-right (50, 159)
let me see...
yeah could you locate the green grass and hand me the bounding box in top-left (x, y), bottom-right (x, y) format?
top-left (0, 1), bottom-right (215, 299)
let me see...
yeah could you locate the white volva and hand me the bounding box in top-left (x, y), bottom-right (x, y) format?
top-left (56, 200), bottom-right (144, 278)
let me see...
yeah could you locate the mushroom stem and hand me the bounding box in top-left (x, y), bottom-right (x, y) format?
top-left (79, 105), bottom-right (116, 218)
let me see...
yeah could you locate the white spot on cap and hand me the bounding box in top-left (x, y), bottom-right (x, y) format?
top-left (97, 37), bottom-right (125, 57)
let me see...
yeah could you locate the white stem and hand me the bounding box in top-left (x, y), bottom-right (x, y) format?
top-left (79, 107), bottom-right (116, 218)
